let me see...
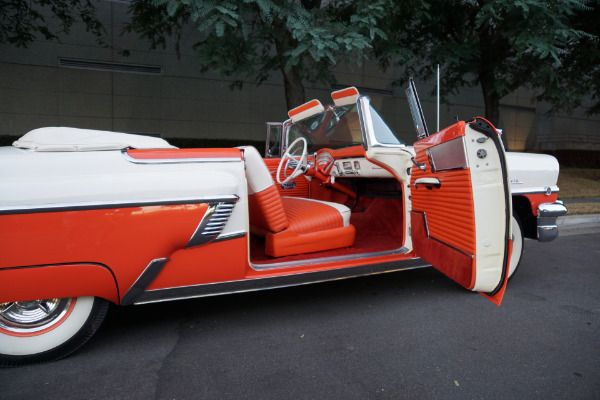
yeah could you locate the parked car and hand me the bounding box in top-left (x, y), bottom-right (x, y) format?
top-left (0, 83), bottom-right (566, 366)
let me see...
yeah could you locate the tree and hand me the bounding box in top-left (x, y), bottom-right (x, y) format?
top-left (552, 0), bottom-right (600, 115)
top-left (125, 0), bottom-right (388, 109)
top-left (0, 0), bottom-right (105, 47)
top-left (375, 0), bottom-right (598, 127)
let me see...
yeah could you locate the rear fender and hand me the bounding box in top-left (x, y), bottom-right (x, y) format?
top-left (0, 263), bottom-right (119, 304)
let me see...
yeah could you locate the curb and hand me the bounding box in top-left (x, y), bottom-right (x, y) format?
top-left (557, 213), bottom-right (600, 236)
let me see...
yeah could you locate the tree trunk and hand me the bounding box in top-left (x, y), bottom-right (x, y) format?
top-left (272, 24), bottom-right (306, 110)
top-left (479, 72), bottom-right (500, 128)
top-left (281, 65), bottom-right (305, 110)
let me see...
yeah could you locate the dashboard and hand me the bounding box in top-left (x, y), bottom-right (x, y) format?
top-left (315, 148), bottom-right (393, 178)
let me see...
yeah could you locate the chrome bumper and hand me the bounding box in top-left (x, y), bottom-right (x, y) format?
top-left (537, 202), bottom-right (568, 242)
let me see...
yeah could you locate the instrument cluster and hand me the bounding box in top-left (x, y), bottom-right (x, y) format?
top-left (315, 150), bottom-right (392, 178)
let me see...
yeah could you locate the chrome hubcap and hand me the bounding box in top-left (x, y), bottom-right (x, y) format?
top-left (0, 298), bottom-right (73, 333)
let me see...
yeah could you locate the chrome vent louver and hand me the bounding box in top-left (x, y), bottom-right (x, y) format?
top-left (186, 202), bottom-right (236, 248)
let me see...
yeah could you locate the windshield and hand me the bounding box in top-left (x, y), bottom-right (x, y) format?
top-left (287, 102), bottom-right (405, 154)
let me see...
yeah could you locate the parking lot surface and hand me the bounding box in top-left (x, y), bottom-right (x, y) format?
top-left (1, 232), bottom-right (599, 400)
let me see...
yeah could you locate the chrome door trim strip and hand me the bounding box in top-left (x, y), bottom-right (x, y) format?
top-left (250, 246), bottom-right (410, 270)
top-left (510, 187), bottom-right (560, 195)
top-left (0, 195), bottom-right (239, 215)
top-left (427, 235), bottom-right (475, 259)
top-left (133, 258), bottom-right (430, 305)
top-left (213, 231), bottom-right (246, 243)
top-left (121, 258), bottom-right (169, 306)
top-left (122, 151), bottom-right (242, 165)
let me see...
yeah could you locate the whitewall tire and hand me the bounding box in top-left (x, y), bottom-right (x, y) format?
top-left (507, 214), bottom-right (524, 280)
top-left (0, 296), bottom-right (108, 367)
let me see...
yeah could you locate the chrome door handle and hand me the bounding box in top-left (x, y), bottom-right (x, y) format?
top-left (414, 177), bottom-right (441, 189)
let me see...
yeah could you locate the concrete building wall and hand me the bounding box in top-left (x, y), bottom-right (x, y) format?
top-left (1, 1), bottom-right (599, 151)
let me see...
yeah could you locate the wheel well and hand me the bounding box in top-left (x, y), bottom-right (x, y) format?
top-left (0, 263), bottom-right (120, 304)
top-left (512, 195), bottom-right (537, 239)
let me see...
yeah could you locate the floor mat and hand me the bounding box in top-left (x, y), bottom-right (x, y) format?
top-left (251, 197), bottom-right (404, 265)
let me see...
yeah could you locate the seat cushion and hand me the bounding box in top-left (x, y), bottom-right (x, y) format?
top-left (264, 197), bottom-right (355, 257)
top-left (281, 197), bottom-right (351, 227)
top-left (265, 224), bottom-right (356, 258)
top-left (280, 197), bottom-right (346, 234)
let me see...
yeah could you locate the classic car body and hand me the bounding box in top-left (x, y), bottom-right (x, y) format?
top-left (0, 85), bottom-right (566, 366)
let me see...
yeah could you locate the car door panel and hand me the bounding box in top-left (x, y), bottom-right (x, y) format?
top-left (410, 119), bottom-right (511, 304)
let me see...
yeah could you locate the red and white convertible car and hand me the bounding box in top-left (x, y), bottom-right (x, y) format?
top-left (0, 84), bottom-right (566, 366)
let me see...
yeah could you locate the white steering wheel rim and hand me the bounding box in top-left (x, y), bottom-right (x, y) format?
top-left (276, 137), bottom-right (308, 185)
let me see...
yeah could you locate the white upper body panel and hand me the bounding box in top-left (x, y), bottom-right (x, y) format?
top-left (506, 152), bottom-right (560, 194)
top-left (1, 128), bottom-right (247, 237)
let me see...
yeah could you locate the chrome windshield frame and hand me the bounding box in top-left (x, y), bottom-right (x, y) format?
top-left (357, 95), bottom-right (407, 150)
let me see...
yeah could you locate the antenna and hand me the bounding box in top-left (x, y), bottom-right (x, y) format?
top-left (437, 64), bottom-right (440, 132)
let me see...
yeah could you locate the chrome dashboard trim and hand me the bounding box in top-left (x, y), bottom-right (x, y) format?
top-left (133, 258), bottom-right (429, 305)
top-left (0, 195), bottom-right (239, 215)
top-left (122, 151), bottom-right (241, 164)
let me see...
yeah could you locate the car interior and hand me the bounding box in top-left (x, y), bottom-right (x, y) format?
top-left (244, 89), bottom-right (408, 267)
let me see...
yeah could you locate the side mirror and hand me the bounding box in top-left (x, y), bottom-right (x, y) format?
top-left (265, 122), bottom-right (282, 158)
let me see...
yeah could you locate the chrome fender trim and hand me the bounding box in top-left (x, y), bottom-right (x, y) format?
top-left (0, 195), bottom-right (239, 215)
top-left (133, 258), bottom-right (430, 305)
top-left (122, 151), bottom-right (242, 164)
top-left (121, 258), bottom-right (169, 306)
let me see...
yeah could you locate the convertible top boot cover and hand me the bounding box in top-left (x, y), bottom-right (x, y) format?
top-left (239, 146), bottom-right (355, 258)
top-left (13, 127), bottom-right (175, 151)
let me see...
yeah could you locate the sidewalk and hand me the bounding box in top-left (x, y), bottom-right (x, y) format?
top-left (557, 213), bottom-right (600, 236)
top-left (562, 197), bottom-right (600, 204)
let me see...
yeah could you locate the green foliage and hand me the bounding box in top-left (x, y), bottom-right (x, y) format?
top-left (122, 0), bottom-right (190, 57)
top-left (550, 0), bottom-right (600, 115)
top-left (126, 0), bottom-right (390, 107)
top-left (0, 0), bottom-right (105, 47)
top-left (375, 0), bottom-right (599, 121)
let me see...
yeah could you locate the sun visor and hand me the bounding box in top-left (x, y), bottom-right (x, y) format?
top-left (331, 87), bottom-right (360, 107)
top-left (288, 100), bottom-right (324, 123)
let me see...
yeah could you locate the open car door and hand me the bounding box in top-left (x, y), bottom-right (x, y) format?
top-left (410, 118), bottom-right (512, 305)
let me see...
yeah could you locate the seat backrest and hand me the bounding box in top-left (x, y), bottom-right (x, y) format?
top-left (239, 146), bottom-right (289, 233)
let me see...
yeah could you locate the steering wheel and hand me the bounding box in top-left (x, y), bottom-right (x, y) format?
top-left (276, 137), bottom-right (308, 184)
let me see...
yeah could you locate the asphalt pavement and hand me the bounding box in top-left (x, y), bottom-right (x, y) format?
top-left (0, 224), bottom-right (598, 400)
